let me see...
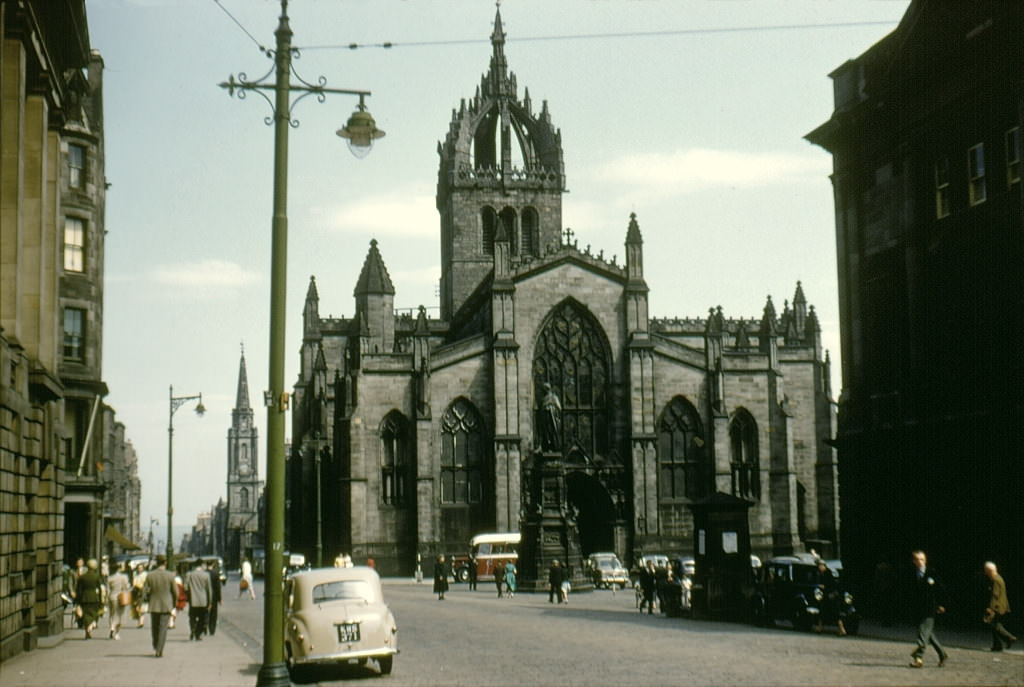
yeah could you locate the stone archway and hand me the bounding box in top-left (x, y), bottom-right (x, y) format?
top-left (566, 471), bottom-right (616, 556)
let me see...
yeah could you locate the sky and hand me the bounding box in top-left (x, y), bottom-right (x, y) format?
top-left (87, 0), bottom-right (911, 550)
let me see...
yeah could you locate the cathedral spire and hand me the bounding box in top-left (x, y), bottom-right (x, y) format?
top-left (236, 344), bottom-right (251, 410)
top-left (354, 239), bottom-right (396, 296)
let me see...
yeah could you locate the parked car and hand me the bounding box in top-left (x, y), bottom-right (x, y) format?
top-left (586, 553), bottom-right (629, 589)
top-left (284, 566), bottom-right (398, 680)
top-left (751, 554), bottom-right (859, 634)
top-left (630, 553), bottom-right (670, 586)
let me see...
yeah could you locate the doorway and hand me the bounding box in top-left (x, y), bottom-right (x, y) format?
top-left (565, 471), bottom-right (616, 556)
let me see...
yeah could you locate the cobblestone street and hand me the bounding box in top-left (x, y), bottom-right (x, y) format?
top-left (3, 576), bottom-right (1021, 686)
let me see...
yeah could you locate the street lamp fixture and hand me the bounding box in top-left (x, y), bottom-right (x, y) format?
top-left (168, 385), bottom-right (205, 562)
top-left (220, 2), bottom-right (381, 685)
top-left (337, 94), bottom-right (385, 159)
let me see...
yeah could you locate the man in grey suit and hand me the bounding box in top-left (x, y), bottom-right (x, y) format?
top-left (144, 554), bottom-right (177, 657)
top-left (185, 559), bottom-right (213, 640)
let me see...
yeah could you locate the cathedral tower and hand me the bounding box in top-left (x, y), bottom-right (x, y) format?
top-left (436, 7), bottom-right (566, 320)
top-left (226, 346), bottom-right (263, 568)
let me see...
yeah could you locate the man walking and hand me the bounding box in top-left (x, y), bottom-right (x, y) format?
top-left (984, 561), bottom-right (1017, 651)
top-left (908, 550), bottom-right (948, 668)
top-left (207, 560), bottom-right (223, 636)
top-left (185, 559), bottom-right (213, 640)
top-left (144, 555), bottom-right (177, 658)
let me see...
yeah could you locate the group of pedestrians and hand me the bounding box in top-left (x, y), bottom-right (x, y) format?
top-left (64, 553), bottom-right (228, 658)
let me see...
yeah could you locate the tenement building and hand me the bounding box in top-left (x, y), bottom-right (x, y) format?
top-left (288, 9), bottom-right (838, 576)
top-left (806, 0), bottom-right (1022, 621)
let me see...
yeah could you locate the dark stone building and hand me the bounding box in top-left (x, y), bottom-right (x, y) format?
top-left (287, 8), bottom-right (839, 577)
top-left (806, 0), bottom-right (1022, 621)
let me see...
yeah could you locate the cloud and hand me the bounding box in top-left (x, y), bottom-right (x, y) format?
top-left (311, 188), bottom-right (437, 238)
top-left (588, 148), bottom-right (828, 198)
top-left (150, 259), bottom-right (261, 291)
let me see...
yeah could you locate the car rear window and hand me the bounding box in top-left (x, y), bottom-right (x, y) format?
top-left (312, 580), bottom-right (373, 604)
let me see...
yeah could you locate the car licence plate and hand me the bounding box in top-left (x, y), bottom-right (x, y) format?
top-left (336, 623), bottom-right (360, 643)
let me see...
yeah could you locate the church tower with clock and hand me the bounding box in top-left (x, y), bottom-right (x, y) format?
top-left (226, 346), bottom-right (263, 568)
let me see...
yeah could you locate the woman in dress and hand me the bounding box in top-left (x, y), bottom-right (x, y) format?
top-left (75, 558), bottom-right (106, 639)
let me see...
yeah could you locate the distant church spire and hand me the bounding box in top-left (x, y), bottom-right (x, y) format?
top-left (236, 343), bottom-right (250, 410)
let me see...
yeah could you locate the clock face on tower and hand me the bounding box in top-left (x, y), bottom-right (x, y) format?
top-left (239, 462), bottom-right (251, 477)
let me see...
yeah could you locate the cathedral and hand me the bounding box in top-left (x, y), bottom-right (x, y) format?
top-left (287, 9), bottom-right (837, 576)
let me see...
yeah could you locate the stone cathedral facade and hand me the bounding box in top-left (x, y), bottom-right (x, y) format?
top-left (287, 9), bottom-right (838, 575)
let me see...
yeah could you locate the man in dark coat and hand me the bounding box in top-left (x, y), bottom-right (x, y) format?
top-left (908, 550), bottom-right (948, 668)
top-left (639, 560), bottom-right (657, 615)
top-left (433, 555), bottom-right (449, 600)
top-left (144, 554), bottom-right (178, 657)
top-left (548, 560), bottom-right (562, 603)
top-left (207, 560), bottom-right (223, 636)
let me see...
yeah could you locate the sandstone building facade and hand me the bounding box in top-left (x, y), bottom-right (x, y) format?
top-left (287, 9), bottom-right (838, 576)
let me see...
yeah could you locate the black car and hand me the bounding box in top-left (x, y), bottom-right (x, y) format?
top-left (751, 555), bottom-right (859, 634)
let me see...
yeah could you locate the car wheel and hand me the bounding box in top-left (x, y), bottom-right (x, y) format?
top-left (378, 655), bottom-right (393, 675)
top-left (844, 618), bottom-right (860, 636)
top-left (456, 567), bottom-right (469, 583)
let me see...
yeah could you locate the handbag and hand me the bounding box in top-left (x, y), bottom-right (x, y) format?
top-left (117, 591), bottom-right (132, 606)
top-left (240, 578), bottom-right (249, 591)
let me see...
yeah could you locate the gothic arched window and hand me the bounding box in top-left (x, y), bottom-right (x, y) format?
top-left (729, 408), bottom-right (760, 499)
top-left (521, 207), bottom-right (539, 257)
top-left (380, 411), bottom-right (410, 506)
top-left (658, 397), bottom-right (707, 500)
top-left (533, 301), bottom-right (610, 458)
top-left (500, 207), bottom-right (517, 254)
top-left (481, 207), bottom-right (497, 255)
top-left (440, 399), bottom-right (486, 504)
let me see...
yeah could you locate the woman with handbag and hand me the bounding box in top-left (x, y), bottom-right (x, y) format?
top-left (106, 562), bottom-right (131, 640)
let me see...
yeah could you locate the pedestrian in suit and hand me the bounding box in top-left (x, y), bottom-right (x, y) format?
top-left (639, 560), bottom-right (657, 615)
top-left (468, 555), bottom-right (478, 591)
top-left (185, 559), bottom-right (213, 640)
top-left (433, 555), bottom-right (449, 600)
top-left (207, 561), bottom-right (223, 636)
top-left (983, 561), bottom-right (1017, 651)
top-left (548, 560), bottom-right (562, 603)
top-left (494, 562), bottom-right (506, 598)
top-left (908, 550), bottom-right (948, 668)
top-left (144, 555), bottom-right (177, 657)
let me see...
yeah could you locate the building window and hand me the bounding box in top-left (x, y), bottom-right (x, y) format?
top-left (500, 207), bottom-right (517, 253)
top-left (968, 143), bottom-right (986, 206)
top-left (64, 217), bottom-right (85, 272)
top-left (440, 399), bottom-right (485, 504)
top-left (380, 412), bottom-right (409, 506)
top-left (239, 486), bottom-right (250, 511)
top-left (934, 158), bottom-right (951, 219)
top-left (1007, 128), bottom-right (1021, 186)
top-left (521, 207), bottom-right (538, 256)
top-left (481, 207), bottom-right (497, 255)
top-left (68, 144), bottom-right (85, 189)
top-left (729, 408), bottom-right (760, 500)
top-left (63, 308), bottom-right (85, 360)
top-left (657, 396), bottom-right (707, 500)
top-left (532, 300), bottom-right (610, 459)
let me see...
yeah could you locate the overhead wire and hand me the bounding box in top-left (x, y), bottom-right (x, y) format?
top-left (210, 1), bottom-right (897, 55)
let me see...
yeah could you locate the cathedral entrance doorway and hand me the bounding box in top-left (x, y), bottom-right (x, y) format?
top-left (565, 471), bottom-right (616, 556)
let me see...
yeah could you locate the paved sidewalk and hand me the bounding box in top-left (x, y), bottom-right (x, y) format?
top-left (0, 614), bottom-right (260, 687)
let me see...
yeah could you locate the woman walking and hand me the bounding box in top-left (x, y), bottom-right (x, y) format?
top-left (75, 559), bottom-right (106, 639)
top-left (504, 561), bottom-right (517, 598)
top-left (131, 563), bottom-right (148, 627)
top-left (106, 562), bottom-right (131, 639)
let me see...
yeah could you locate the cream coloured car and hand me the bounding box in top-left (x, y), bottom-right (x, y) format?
top-left (284, 566), bottom-right (398, 678)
